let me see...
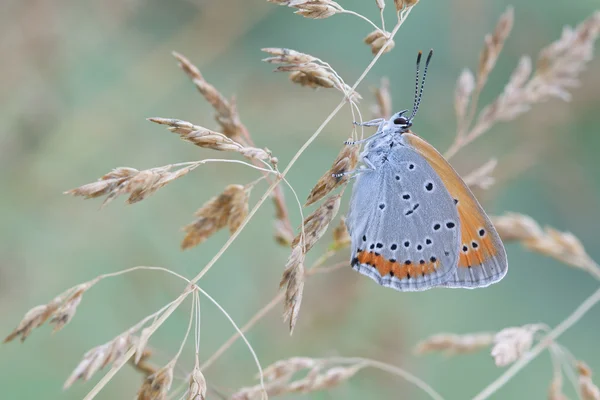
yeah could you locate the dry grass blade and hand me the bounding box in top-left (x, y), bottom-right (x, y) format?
top-left (64, 333), bottom-right (138, 388)
top-left (148, 118), bottom-right (271, 161)
top-left (463, 158), bottom-right (498, 190)
top-left (262, 48), bottom-right (360, 101)
top-left (415, 332), bottom-right (494, 355)
top-left (137, 361), bottom-right (174, 400)
top-left (371, 77), bottom-right (392, 119)
top-left (292, 194), bottom-right (342, 252)
top-left (492, 213), bottom-right (600, 279)
top-left (364, 30), bottom-right (395, 55)
top-left (491, 325), bottom-right (545, 367)
top-left (181, 184), bottom-right (251, 250)
top-left (172, 52), bottom-right (245, 141)
top-left (280, 245), bottom-right (305, 334)
top-left (305, 142), bottom-right (359, 206)
top-left (578, 361), bottom-right (600, 400)
top-left (65, 165), bottom-right (196, 207)
top-left (5, 280), bottom-right (97, 342)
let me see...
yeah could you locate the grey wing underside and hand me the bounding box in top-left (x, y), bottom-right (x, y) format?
top-left (346, 146), bottom-right (461, 291)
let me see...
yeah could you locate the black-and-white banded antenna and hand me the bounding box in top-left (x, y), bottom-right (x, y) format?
top-left (409, 49), bottom-right (433, 121)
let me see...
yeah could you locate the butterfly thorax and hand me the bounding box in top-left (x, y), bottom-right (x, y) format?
top-left (361, 116), bottom-right (414, 169)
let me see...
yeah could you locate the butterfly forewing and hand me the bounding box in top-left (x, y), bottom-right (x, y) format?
top-left (346, 146), bottom-right (461, 292)
top-left (403, 133), bottom-right (508, 288)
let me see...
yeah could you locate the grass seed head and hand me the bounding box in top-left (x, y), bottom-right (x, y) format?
top-left (280, 245), bottom-right (305, 334)
top-left (371, 77), bottom-right (392, 119)
top-left (578, 361), bottom-right (600, 400)
top-left (394, 0), bottom-right (419, 12)
top-left (137, 362), bottom-right (174, 400)
top-left (332, 217), bottom-right (351, 250)
top-left (491, 325), bottom-right (543, 367)
top-left (64, 333), bottom-right (137, 389)
top-left (415, 332), bottom-right (495, 355)
top-left (364, 30), bottom-right (395, 54)
top-left (293, 194), bottom-right (342, 252)
top-left (478, 7), bottom-right (514, 87)
top-left (182, 184), bottom-right (249, 250)
top-left (187, 357), bottom-right (207, 400)
top-left (172, 52), bottom-right (245, 141)
top-left (305, 142), bottom-right (358, 206)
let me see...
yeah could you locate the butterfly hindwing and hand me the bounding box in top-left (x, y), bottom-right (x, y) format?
top-left (402, 132), bottom-right (508, 288)
top-left (346, 145), bottom-right (461, 291)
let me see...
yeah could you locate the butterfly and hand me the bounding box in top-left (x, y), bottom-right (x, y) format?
top-left (345, 50), bottom-right (507, 291)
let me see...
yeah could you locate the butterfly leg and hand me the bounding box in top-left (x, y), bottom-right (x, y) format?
top-left (353, 118), bottom-right (385, 127)
top-left (333, 156), bottom-right (377, 179)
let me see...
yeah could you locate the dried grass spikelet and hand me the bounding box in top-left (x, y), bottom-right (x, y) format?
top-left (65, 165), bottom-right (195, 207)
top-left (465, 12), bottom-right (600, 144)
top-left (578, 361), bottom-right (600, 400)
top-left (137, 361), bottom-right (174, 400)
top-left (231, 357), bottom-right (318, 399)
top-left (491, 324), bottom-right (545, 367)
top-left (49, 283), bottom-right (92, 332)
top-left (181, 184), bottom-right (250, 250)
top-left (305, 142), bottom-right (358, 206)
top-left (262, 48), bottom-right (360, 101)
top-left (415, 332), bottom-right (494, 355)
top-left (187, 356), bottom-right (207, 400)
top-left (133, 349), bottom-right (158, 377)
top-left (268, 1), bottom-right (343, 19)
top-left (492, 213), bottom-right (600, 278)
top-left (64, 332), bottom-right (137, 388)
top-left (371, 77), bottom-right (392, 119)
top-left (232, 358), bottom-right (362, 399)
top-left (280, 245), bottom-right (305, 334)
top-left (5, 280), bottom-right (97, 343)
top-left (148, 118), bottom-right (270, 161)
top-left (172, 52), bottom-right (245, 141)
top-left (274, 216), bottom-right (294, 246)
top-left (463, 158), bottom-right (497, 190)
top-left (263, 357), bottom-right (318, 381)
top-left (537, 12), bottom-right (600, 101)
top-left (364, 30), bottom-right (395, 55)
top-left (548, 369), bottom-right (568, 400)
top-left (478, 7), bottom-right (514, 88)
top-left (455, 69), bottom-right (475, 127)
top-left (375, 0), bottom-right (385, 12)
top-left (294, 1), bottom-right (343, 19)
top-left (332, 217), bottom-right (351, 250)
top-left (394, 0), bottom-right (418, 12)
top-left (293, 194), bottom-right (342, 252)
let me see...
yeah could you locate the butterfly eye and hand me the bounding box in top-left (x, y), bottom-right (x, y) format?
top-left (393, 116), bottom-right (408, 125)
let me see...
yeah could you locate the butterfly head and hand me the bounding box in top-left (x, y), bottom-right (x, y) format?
top-left (386, 49), bottom-right (433, 135)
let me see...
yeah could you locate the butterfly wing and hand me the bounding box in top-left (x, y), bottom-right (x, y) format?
top-left (346, 145), bottom-right (461, 292)
top-left (402, 132), bottom-right (508, 288)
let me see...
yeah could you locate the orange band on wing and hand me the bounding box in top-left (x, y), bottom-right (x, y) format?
top-left (356, 251), bottom-right (439, 279)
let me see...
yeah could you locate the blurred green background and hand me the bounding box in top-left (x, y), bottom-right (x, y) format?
top-left (2, 0), bottom-right (600, 399)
